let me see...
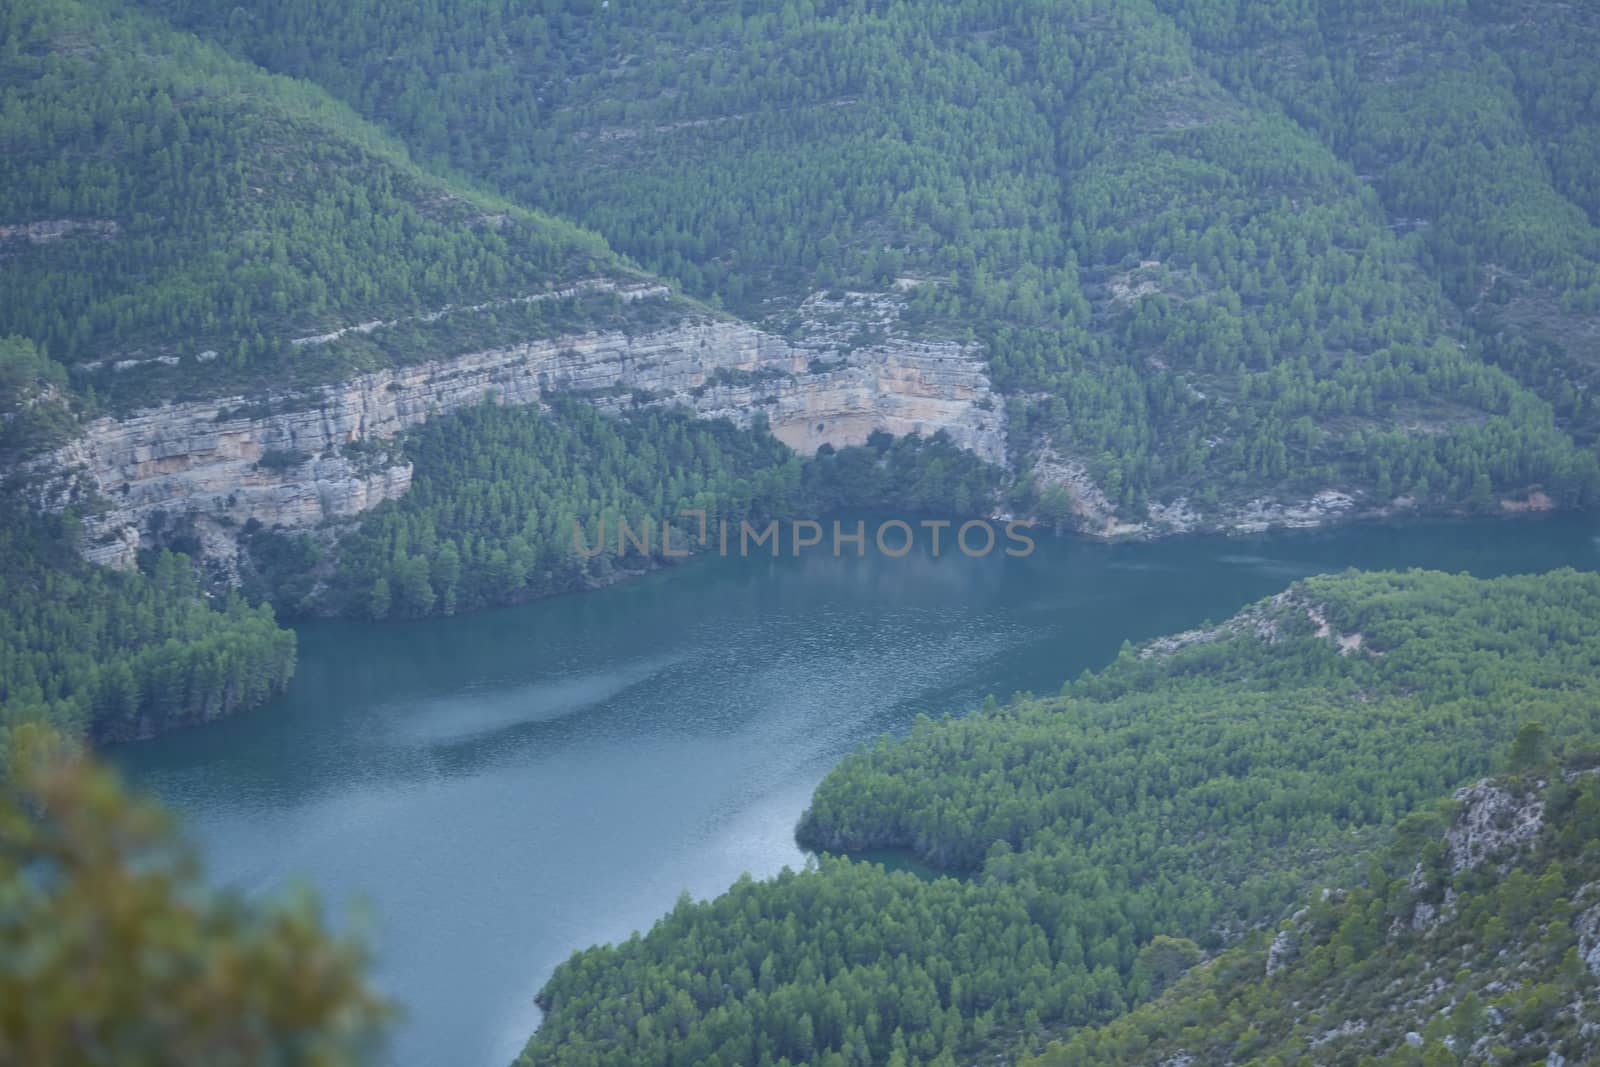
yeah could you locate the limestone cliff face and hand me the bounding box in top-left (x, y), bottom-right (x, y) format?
top-left (34, 310), bottom-right (1005, 568)
top-left (695, 339), bottom-right (1001, 459)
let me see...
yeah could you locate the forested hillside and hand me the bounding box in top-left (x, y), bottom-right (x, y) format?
top-left (0, 0), bottom-right (644, 410)
top-left (0, 336), bottom-right (74, 464)
top-left (5, 5), bottom-right (1599, 1059)
top-left (1024, 762), bottom-right (1600, 1065)
top-left (245, 398), bottom-right (999, 619)
top-left (0, 338), bottom-right (299, 750)
top-left (1160, 0), bottom-right (1600, 446)
top-left (0, 0), bottom-right (1595, 524)
top-left (520, 569), bottom-right (1600, 1066)
top-left (0, 508), bottom-right (296, 748)
top-left (142, 0), bottom-right (1600, 521)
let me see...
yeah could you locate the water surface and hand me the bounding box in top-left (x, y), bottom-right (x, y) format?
top-left (115, 516), bottom-right (1600, 1066)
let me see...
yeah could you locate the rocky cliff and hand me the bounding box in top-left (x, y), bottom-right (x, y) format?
top-left (32, 292), bottom-right (1006, 569)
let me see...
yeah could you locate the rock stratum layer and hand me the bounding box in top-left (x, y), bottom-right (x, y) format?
top-left (33, 302), bottom-right (1006, 568)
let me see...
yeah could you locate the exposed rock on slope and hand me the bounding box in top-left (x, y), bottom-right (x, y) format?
top-left (1026, 765), bottom-right (1600, 1066)
top-left (1444, 778), bottom-right (1547, 875)
top-left (33, 304), bottom-right (1006, 568)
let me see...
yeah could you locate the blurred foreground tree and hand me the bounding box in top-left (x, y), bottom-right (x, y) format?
top-left (0, 725), bottom-right (391, 1066)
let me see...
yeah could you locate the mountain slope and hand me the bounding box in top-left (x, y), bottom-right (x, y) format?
top-left (519, 569), bottom-right (1600, 1066)
top-left (138, 0), bottom-right (1600, 523)
top-left (0, 505), bottom-right (296, 747)
top-left (1159, 0), bottom-right (1600, 442)
top-left (1025, 763), bottom-right (1600, 1065)
top-left (0, 0), bottom-right (650, 411)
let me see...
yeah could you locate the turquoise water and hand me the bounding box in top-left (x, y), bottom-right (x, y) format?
top-left (114, 516), bottom-right (1600, 1066)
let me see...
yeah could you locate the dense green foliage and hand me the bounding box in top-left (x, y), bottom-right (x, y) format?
top-left (1159, 0), bottom-right (1600, 447)
top-left (0, 0), bottom-right (1593, 513)
top-left (0, 0), bottom-right (631, 408)
top-left (4, 4), bottom-right (1598, 1057)
top-left (265, 400), bottom-right (999, 618)
top-left (1024, 762), bottom-right (1600, 1065)
top-left (521, 569), bottom-right (1600, 1066)
top-left (327, 400), bottom-right (804, 618)
top-left (0, 510), bottom-right (296, 746)
top-left (145, 0), bottom-right (1600, 517)
top-left (0, 336), bottom-right (75, 462)
top-left (798, 569), bottom-right (1600, 873)
top-left (1, 725), bottom-right (390, 1064)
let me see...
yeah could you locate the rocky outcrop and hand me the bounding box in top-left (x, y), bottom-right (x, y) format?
top-left (1139, 588), bottom-right (1315, 660)
top-left (0, 218), bottom-right (120, 243)
top-left (1575, 888), bottom-right (1600, 978)
top-left (699, 339), bottom-right (1001, 460)
top-left (1444, 778), bottom-right (1545, 876)
top-left (1026, 445), bottom-right (1426, 542)
top-left (1389, 778), bottom-right (1548, 936)
top-left (32, 301), bottom-right (1006, 568)
top-left (1265, 928), bottom-right (1296, 976)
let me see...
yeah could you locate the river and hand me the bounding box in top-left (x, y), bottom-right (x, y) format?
top-left (113, 515), bottom-right (1600, 1066)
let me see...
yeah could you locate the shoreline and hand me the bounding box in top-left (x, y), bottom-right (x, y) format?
top-left (1035, 491), bottom-right (1571, 544)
